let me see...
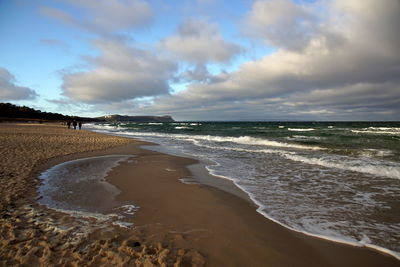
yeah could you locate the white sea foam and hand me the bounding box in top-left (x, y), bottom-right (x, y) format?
top-left (186, 135), bottom-right (324, 151)
top-left (115, 205), bottom-right (138, 215)
top-left (360, 149), bottom-right (394, 158)
top-left (287, 135), bottom-right (323, 141)
top-left (113, 221), bottom-right (134, 228)
top-left (204, 163), bottom-right (400, 260)
top-left (351, 130), bottom-right (398, 135)
top-left (38, 155), bottom-right (137, 228)
top-left (175, 126), bottom-right (190, 129)
top-left (191, 140), bottom-right (286, 156)
top-left (360, 234), bottom-right (372, 245)
top-left (86, 123), bottom-right (120, 131)
top-left (43, 206), bottom-right (118, 221)
top-left (196, 139), bottom-right (400, 179)
top-left (368, 127), bottom-right (400, 131)
top-left (106, 130), bottom-right (326, 151)
top-left (39, 155), bottom-right (131, 198)
top-left (284, 154), bottom-right (400, 180)
top-left (193, 135), bottom-right (324, 150)
top-left (288, 128), bottom-right (315, 132)
top-left (179, 178), bottom-right (200, 184)
top-left (351, 127), bottom-right (400, 135)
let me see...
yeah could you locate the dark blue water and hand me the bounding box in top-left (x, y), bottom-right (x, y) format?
top-left (87, 121), bottom-right (400, 257)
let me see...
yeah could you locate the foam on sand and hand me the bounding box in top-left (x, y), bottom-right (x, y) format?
top-left (38, 155), bottom-right (137, 224)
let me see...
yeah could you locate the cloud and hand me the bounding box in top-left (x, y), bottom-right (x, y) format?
top-left (41, 1), bottom-right (173, 106)
top-left (40, 6), bottom-right (75, 24)
top-left (179, 65), bottom-right (210, 83)
top-left (162, 19), bottom-right (242, 64)
top-left (37, 0), bottom-right (400, 120)
top-left (245, 0), bottom-right (320, 51)
top-left (41, 0), bottom-right (153, 35)
top-left (286, 82), bottom-right (400, 110)
top-left (0, 68), bottom-right (38, 101)
top-left (61, 39), bottom-right (177, 103)
top-left (136, 0), bottom-right (400, 120)
top-left (178, 64), bottom-right (227, 84)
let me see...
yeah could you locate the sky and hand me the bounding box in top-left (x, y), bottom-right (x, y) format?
top-left (0, 0), bottom-right (399, 121)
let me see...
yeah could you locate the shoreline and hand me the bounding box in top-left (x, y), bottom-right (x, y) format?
top-left (138, 141), bottom-right (400, 263)
top-left (201, 160), bottom-right (400, 261)
top-left (1, 123), bottom-right (399, 266)
top-left (94, 128), bottom-right (400, 261)
top-left (88, 131), bottom-right (399, 265)
top-left (142, 144), bottom-right (253, 202)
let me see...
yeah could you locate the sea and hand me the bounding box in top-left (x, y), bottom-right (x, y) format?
top-left (84, 121), bottom-right (400, 257)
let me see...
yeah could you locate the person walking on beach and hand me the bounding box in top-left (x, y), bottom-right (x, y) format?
top-left (72, 120), bottom-right (77, 130)
top-left (78, 121), bottom-right (82, 130)
top-left (67, 121), bottom-right (71, 129)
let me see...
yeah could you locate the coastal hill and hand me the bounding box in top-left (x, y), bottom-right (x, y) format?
top-left (97, 114), bottom-right (175, 123)
top-left (0, 102), bottom-right (83, 122)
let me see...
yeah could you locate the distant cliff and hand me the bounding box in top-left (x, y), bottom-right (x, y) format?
top-left (97, 114), bottom-right (175, 122)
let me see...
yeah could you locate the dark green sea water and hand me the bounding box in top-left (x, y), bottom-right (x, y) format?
top-left (108, 121), bottom-right (400, 160)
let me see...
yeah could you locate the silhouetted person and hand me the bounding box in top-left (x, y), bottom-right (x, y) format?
top-left (67, 121), bottom-right (71, 129)
top-left (73, 120), bottom-right (77, 130)
top-left (78, 121), bottom-right (82, 130)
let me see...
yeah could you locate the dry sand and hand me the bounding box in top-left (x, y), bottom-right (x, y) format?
top-left (0, 123), bottom-right (399, 266)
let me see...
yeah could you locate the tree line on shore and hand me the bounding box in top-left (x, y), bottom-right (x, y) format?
top-left (0, 102), bottom-right (175, 123)
top-left (0, 102), bottom-right (97, 122)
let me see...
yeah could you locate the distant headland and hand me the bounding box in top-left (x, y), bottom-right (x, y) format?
top-left (96, 114), bottom-right (175, 123)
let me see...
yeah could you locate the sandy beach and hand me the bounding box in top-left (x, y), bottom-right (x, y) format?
top-left (0, 123), bottom-right (399, 266)
top-left (0, 123), bottom-right (204, 266)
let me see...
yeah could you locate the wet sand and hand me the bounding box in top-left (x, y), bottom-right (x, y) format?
top-left (1, 123), bottom-right (399, 266)
top-left (104, 144), bottom-right (400, 266)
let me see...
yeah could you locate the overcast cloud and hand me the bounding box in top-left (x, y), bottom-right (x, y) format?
top-left (62, 39), bottom-right (177, 103)
top-left (245, 0), bottom-right (320, 51)
top-left (162, 19), bottom-right (242, 64)
top-left (37, 0), bottom-right (400, 120)
top-left (137, 0), bottom-right (400, 120)
top-left (0, 68), bottom-right (38, 101)
top-left (41, 0), bottom-right (177, 104)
